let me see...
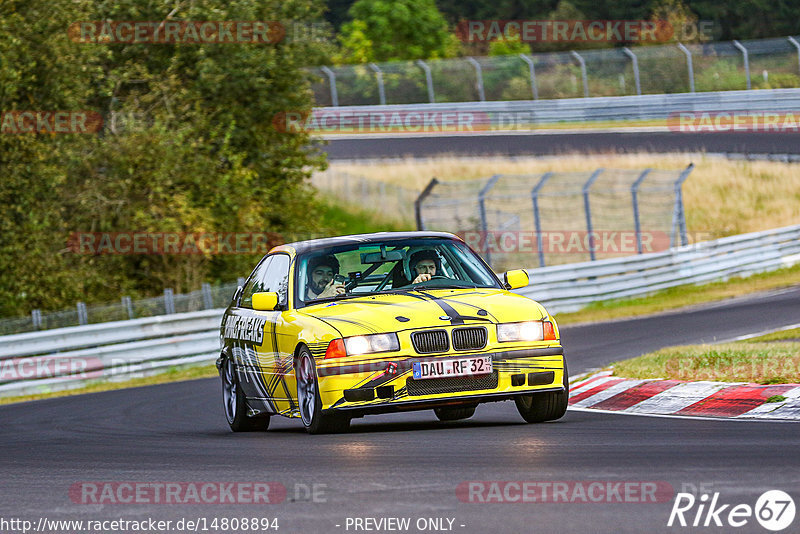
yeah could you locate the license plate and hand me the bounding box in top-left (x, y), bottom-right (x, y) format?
top-left (412, 356), bottom-right (492, 380)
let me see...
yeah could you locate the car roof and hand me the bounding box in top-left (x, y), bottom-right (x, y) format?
top-left (270, 231), bottom-right (462, 255)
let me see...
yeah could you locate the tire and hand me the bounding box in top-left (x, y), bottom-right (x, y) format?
top-left (296, 348), bottom-right (351, 434)
top-left (221, 356), bottom-right (270, 432)
top-left (514, 361), bottom-right (569, 424)
top-left (434, 405), bottom-right (476, 421)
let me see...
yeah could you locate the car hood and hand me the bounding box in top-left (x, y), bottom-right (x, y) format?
top-left (298, 288), bottom-right (549, 337)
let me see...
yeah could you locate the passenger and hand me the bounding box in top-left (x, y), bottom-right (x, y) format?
top-left (306, 255), bottom-right (345, 300)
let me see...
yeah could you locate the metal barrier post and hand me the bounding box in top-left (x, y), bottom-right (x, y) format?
top-left (582, 169), bottom-right (604, 260)
top-left (319, 66), bottom-right (338, 107)
top-left (531, 172), bottom-right (553, 267)
top-left (77, 302), bottom-right (88, 325)
top-left (164, 288), bottom-right (175, 315)
top-left (414, 178), bottom-right (439, 230)
top-left (368, 63), bottom-right (386, 105)
top-left (789, 37), bottom-right (800, 75)
top-left (31, 309), bottom-right (42, 330)
top-left (415, 60), bottom-right (435, 103)
top-left (670, 163), bottom-right (695, 247)
top-left (466, 57), bottom-right (486, 101)
top-left (478, 175), bottom-right (502, 267)
top-left (732, 40), bottom-right (751, 90)
top-left (201, 283), bottom-right (213, 310)
top-left (630, 168), bottom-right (652, 254)
top-left (519, 54), bottom-right (539, 100)
top-left (570, 51), bottom-right (589, 97)
top-left (622, 47), bottom-right (641, 95)
top-left (676, 43), bottom-right (695, 93)
top-left (122, 296), bottom-right (134, 319)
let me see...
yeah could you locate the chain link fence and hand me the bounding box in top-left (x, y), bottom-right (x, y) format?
top-left (311, 36), bottom-right (800, 106)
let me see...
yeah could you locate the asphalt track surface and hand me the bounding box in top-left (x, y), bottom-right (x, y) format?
top-left (1, 287), bottom-right (800, 533)
top-left (322, 131), bottom-right (800, 159)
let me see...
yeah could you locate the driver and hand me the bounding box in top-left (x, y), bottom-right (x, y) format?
top-left (409, 249), bottom-right (442, 284)
top-left (306, 255), bottom-right (345, 300)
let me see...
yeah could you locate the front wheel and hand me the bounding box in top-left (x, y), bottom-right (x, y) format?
top-left (221, 356), bottom-right (270, 432)
top-left (514, 362), bottom-right (569, 423)
top-left (296, 349), bottom-right (350, 434)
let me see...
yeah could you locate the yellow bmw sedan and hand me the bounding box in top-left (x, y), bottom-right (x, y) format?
top-left (217, 231), bottom-right (567, 434)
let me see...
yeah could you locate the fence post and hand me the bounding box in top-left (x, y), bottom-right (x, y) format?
top-left (519, 54), bottom-right (539, 100)
top-left (531, 172), bottom-right (553, 267)
top-left (732, 40), bottom-right (751, 90)
top-left (670, 163), bottom-right (694, 247)
top-left (570, 51), bottom-right (589, 97)
top-left (789, 37), bottom-right (800, 76)
top-left (122, 296), bottom-right (134, 319)
top-left (368, 63), bottom-right (387, 105)
top-left (466, 57), bottom-right (486, 101)
top-left (76, 301), bottom-right (88, 325)
top-left (415, 59), bottom-right (435, 103)
top-left (582, 169), bottom-right (604, 261)
top-left (478, 175), bottom-right (502, 267)
top-left (202, 283), bottom-right (213, 309)
top-left (631, 168), bottom-right (652, 254)
top-left (319, 66), bottom-right (338, 107)
top-left (237, 277), bottom-right (246, 287)
top-left (622, 47), bottom-right (641, 95)
top-left (31, 309), bottom-right (42, 330)
top-left (676, 43), bottom-right (695, 93)
top-left (414, 178), bottom-right (440, 230)
top-left (164, 288), bottom-right (175, 315)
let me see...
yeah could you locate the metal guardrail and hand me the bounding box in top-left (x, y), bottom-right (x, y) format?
top-left (1, 224), bottom-right (798, 399)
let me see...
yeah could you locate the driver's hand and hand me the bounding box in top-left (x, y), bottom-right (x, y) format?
top-left (318, 279), bottom-right (345, 298)
top-left (412, 273), bottom-right (431, 284)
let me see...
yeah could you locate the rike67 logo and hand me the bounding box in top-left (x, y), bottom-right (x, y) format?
top-left (668, 490), bottom-right (795, 531)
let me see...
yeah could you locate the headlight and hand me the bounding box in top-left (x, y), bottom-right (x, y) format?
top-left (344, 333), bottom-right (400, 355)
top-left (496, 321), bottom-right (556, 342)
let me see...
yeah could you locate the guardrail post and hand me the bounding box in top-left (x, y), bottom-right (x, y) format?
top-left (414, 178), bottom-right (439, 230)
top-left (237, 277), bottom-right (246, 287)
top-left (519, 54), bottom-right (539, 100)
top-left (201, 283), bottom-right (213, 310)
top-left (77, 302), bottom-right (88, 325)
top-left (582, 169), bottom-right (604, 260)
top-left (531, 172), bottom-right (554, 267)
top-left (622, 47), bottom-right (641, 95)
top-left (676, 43), bottom-right (695, 93)
top-left (368, 63), bottom-right (387, 105)
top-left (31, 309), bottom-right (42, 330)
top-left (164, 288), bottom-right (175, 315)
top-left (319, 66), bottom-right (338, 107)
top-left (732, 40), bottom-right (751, 90)
top-left (631, 168), bottom-right (652, 254)
top-left (478, 175), bottom-right (502, 267)
top-left (570, 51), bottom-right (589, 97)
top-left (788, 37), bottom-right (800, 75)
top-left (670, 163), bottom-right (694, 247)
top-left (122, 296), bottom-right (134, 319)
top-left (466, 57), bottom-right (486, 101)
top-left (415, 59), bottom-right (435, 103)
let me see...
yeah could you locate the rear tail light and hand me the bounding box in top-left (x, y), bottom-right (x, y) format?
top-left (324, 338), bottom-right (347, 359)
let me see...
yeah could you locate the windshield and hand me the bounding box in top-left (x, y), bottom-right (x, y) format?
top-left (295, 238), bottom-right (501, 308)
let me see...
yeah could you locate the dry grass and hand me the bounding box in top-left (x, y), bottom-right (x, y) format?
top-left (326, 154), bottom-right (800, 237)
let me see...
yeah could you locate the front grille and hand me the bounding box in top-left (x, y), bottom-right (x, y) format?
top-left (411, 329), bottom-right (449, 354)
top-left (406, 371), bottom-right (498, 396)
top-left (452, 327), bottom-right (487, 351)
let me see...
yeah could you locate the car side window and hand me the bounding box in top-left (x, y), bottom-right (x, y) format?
top-left (240, 256), bottom-right (274, 309)
top-left (262, 254), bottom-right (290, 307)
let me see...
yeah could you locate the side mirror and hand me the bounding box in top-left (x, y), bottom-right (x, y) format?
top-left (252, 292), bottom-right (280, 311)
top-left (504, 269), bottom-right (529, 290)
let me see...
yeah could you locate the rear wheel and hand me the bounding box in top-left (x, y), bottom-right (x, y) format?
top-left (514, 362), bottom-right (569, 423)
top-left (296, 349), bottom-right (350, 434)
top-left (434, 405), bottom-right (476, 421)
top-left (221, 357), bottom-right (270, 432)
